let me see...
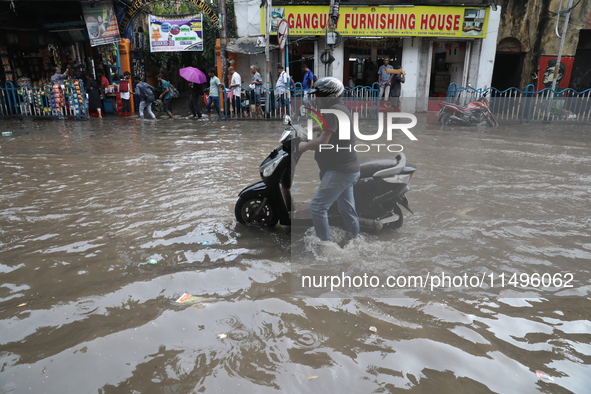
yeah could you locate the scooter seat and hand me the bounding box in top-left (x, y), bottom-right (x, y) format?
top-left (360, 159), bottom-right (398, 178)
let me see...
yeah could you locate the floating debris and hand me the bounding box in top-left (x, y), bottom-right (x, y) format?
top-left (148, 259), bottom-right (158, 265)
top-left (176, 293), bottom-right (201, 304)
top-left (217, 333), bottom-right (227, 339)
top-left (369, 326), bottom-right (378, 333)
top-left (535, 371), bottom-right (554, 382)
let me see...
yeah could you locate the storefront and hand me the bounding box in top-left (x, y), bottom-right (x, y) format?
top-left (263, 4), bottom-right (501, 111)
top-left (0, 1), bottom-right (133, 117)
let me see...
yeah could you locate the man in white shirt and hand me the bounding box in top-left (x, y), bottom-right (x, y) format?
top-left (275, 65), bottom-right (290, 117)
top-left (377, 57), bottom-right (394, 100)
top-left (228, 67), bottom-right (245, 118)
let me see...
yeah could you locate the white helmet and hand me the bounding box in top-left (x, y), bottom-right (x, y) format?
top-left (308, 77), bottom-right (344, 97)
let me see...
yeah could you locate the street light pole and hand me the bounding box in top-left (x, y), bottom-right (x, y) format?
top-left (551, 0), bottom-right (573, 93)
top-left (219, 0), bottom-right (228, 87)
top-left (264, 0), bottom-right (271, 88)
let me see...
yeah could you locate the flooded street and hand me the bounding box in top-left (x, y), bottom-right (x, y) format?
top-left (0, 114), bottom-right (590, 393)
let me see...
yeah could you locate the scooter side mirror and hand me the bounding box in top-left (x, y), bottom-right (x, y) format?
top-left (283, 115), bottom-right (292, 126)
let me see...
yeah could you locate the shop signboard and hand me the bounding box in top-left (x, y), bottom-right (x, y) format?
top-left (82, 2), bottom-right (121, 47)
top-left (263, 5), bottom-right (489, 38)
top-left (148, 14), bottom-right (204, 52)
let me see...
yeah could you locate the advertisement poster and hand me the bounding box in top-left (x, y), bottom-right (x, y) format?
top-left (536, 55), bottom-right (575, 91)
top-left (82, 2), bottom-right (121, 47)
top-left (264, 5), bottom-right (488, 38)
top-left (149, 14), bottom-right (203, 52)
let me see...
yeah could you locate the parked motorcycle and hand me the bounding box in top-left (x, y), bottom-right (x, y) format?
top-left (234, 116), bottom-right (417, 232)
top-left (437, 97), bottom-right (498, 129)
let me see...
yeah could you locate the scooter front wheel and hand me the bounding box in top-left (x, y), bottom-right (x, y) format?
top-left (486, 115), bottom-right (499, 127)
top-left (438, 113), bottom-right (450, 130)
top-left (235, 196), bottom-right (279, 227)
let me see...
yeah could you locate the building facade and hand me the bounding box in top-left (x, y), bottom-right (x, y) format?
top-left (234, 0), bottom-right (500, 111)
top-left (492, 0), bottom-right (591, 92)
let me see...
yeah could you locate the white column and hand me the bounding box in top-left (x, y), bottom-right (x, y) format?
top-left (331, 43), bottom-right (345, 81)
top-left (401, 37), bottom-right (421, 112)
top-left (475, 6), bottom-right (501, 89)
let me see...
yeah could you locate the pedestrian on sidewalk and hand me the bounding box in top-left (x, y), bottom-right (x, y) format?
top-left (250, 65), bottom-right (264, 118)
top-left (206, 68), bottom-right (223, 120)
top-left (228, 67), bottom-right (246, 118)
top-left (119, 71), bottom-right (132, 116)
top-left (377, 57), bottom-right (394, 101)
top-left (275, 65), bottom-right (290, 117)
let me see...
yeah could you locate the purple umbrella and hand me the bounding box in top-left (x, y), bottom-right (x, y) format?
top-left (179, 67), bottom-right (207, 84)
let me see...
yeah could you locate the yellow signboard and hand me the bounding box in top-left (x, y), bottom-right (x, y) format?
top-left (263, 6), bottom-right (488, 38)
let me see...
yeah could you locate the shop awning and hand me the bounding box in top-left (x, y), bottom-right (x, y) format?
top-left (226, 37), bottom-right (278, 55)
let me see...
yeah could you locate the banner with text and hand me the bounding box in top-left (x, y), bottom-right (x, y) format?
top-left (264, 6), bottom-right (488, 38)
top-left (149, 14), bottom-right (203, 52)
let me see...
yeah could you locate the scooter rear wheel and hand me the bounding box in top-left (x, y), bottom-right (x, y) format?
top-left (383, 203), bottom-right (404, 230)
top-left (235, 197), bottom-right (279, 227)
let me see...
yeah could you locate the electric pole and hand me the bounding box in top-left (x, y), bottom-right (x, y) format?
top-left (264, 0), bottom-right (271, 88)
top-left (551, 0), bottom-right (574, 92)
top-left (219, 0), bottom-right (228, 87)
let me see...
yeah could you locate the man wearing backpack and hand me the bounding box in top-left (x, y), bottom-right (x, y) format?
top-left (157, 73), bottom-right (174, 118)
top-left (133, 76), bottom-right (156, 119)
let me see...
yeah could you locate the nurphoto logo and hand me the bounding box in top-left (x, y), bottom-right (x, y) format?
top-left (304, 107), bottom-right (418, 153)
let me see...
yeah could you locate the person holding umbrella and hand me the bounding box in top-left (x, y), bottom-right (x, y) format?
top-left (179, 66), bottom-right (207, 119)
top-left (189, 81), bottom-right (204, 119)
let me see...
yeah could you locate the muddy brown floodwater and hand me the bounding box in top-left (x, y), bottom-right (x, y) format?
top-left (0, 114), bottom-right (590, 393)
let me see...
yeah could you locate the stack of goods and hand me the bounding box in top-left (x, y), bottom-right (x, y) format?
top-left (16, 87), bottom-right (33, 115)
top-left (99, 43), bottom-right (117, 65)
top-left (64, 79), bottom-right (85, 116)
top-left (50, 84), bottom-right (64, 116)
top-left (42, 86), bottom-right (52, 115)
top-left (34, 89), bottom-right (43, 115)
top-left (1, 46), bottom-right (13, 82)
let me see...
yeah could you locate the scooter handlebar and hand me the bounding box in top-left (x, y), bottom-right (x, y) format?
top-left (291, 124), bottom-right (309, 141)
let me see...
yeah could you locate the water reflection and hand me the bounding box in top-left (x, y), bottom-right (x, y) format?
top-left (0, 116), bottom-right (589, 393)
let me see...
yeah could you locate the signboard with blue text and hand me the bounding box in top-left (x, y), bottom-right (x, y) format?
top-left (148, 14), bottom-right (203, 52)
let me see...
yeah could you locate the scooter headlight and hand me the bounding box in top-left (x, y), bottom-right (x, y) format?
top-left (262, 155), bottom-right (284, 177)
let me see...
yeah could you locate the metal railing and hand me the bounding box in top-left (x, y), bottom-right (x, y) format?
top-left (446, 82), bottom-right (591, 123)
top-left (0, 81), bottom-right (88, 120)
top-left (218, 82), bottom-right (381, 120)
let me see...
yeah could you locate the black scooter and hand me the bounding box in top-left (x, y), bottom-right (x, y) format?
top-left (234, 116), bottom-right (417, 231)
